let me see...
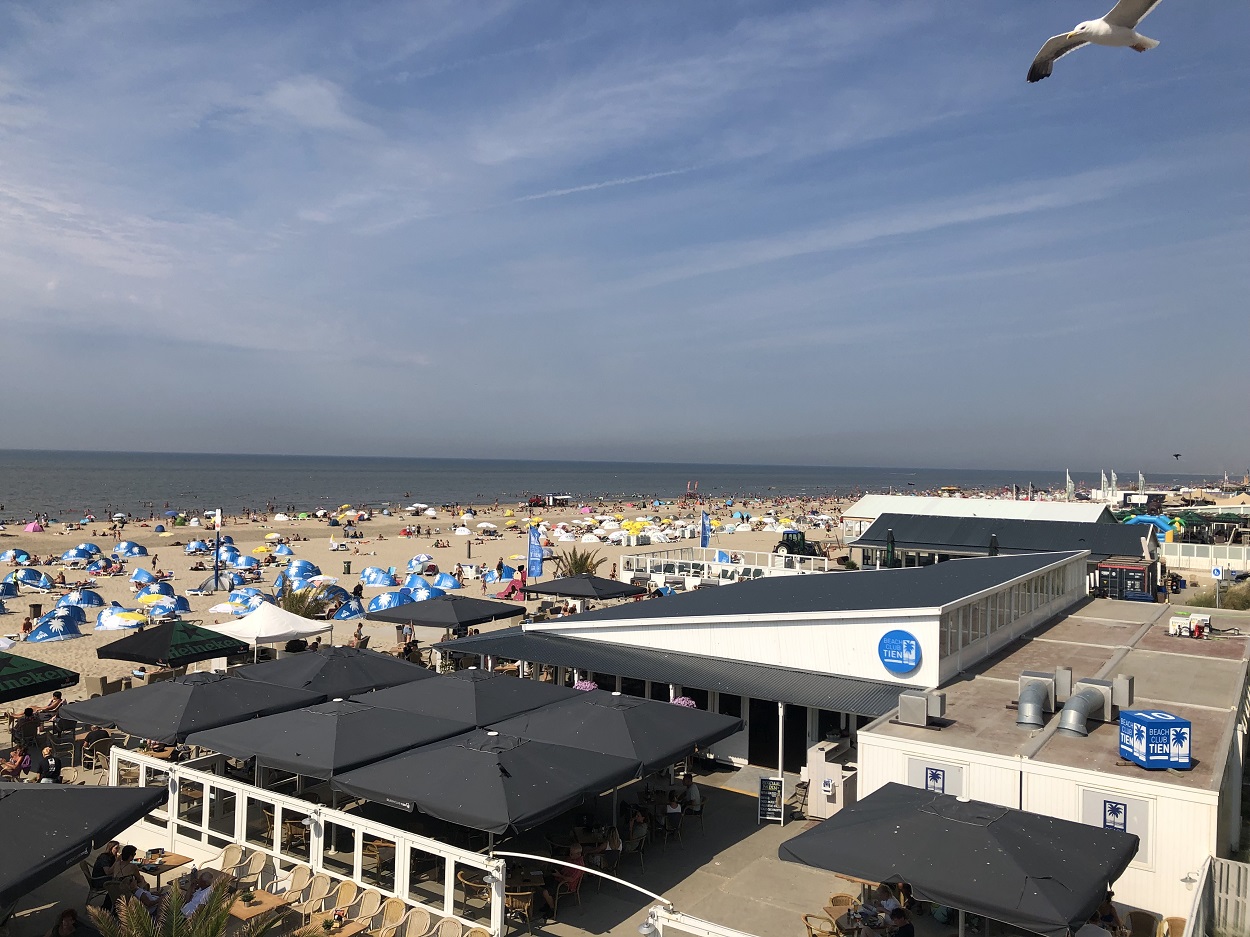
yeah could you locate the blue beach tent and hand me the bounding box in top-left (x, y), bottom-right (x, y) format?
top-left (57, 589), bottom-right (105, 609)
top-left (333, 598), bottom-right (366, 620)
top-left (136, 582), bottom-right (175, 599)
top-left (95, 607), bottom-right (146, 630)
top-left (27, 618), bottom-right (84, 642)
top-left (5, 569), bottom-right (53, 590)
top-left (359, 567), bottom-right (397, 587)
top-left (0, 582), bottom-right (18, 599)
top-left (273, 544), bottom-right (294, 556)
top-left (403, 580), bottom-right (445, 601)
top-left (432, 572), bottom-right (463, 590)
top-left (0, 549), bottom-right (31, 564)
top-left (60, 548), bottom-right (94, 563)
top-left (130, 568), bottom-right (156, 584)
top-left (368, 591), bottom-right (414, 613)
top-left (75, 542), bottom-right (102, 556)
top-left (114, 541), bottom-right (148, 557)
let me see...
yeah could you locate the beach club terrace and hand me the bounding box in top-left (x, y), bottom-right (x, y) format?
top-left (839, 494), bottom-right (1117, 539)
top-left (618, 545), bottom-right (837, 591)
top-left (445, 552), bottom-right (1090, 780)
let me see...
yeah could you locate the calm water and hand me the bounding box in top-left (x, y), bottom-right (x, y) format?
top-left (0, 450), bottom-right (1207, 520)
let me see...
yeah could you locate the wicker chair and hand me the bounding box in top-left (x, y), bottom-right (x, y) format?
top-left (432, 918), bottom-right (463, 937)
top-left (291, 872), bottom-right (333, 924)
top-left (504, 890), bottom-right (535, 934)
top-left (398, 907), bottom-right (432, 937)
top-left (1127, 911), bottom-right (1159, 937)
top-left (803, 914), bottom-right (836, 937)
top-left (79, 860), bottom-right (109, 907)
top-left (349, 889), bottom-right (384, 924)
top-left (372, 897), bottom-right (411, 937)
top-left (552, 866), bottom-right (584, 915)
top-left (457, 869), bottom-right (491, 915)
top-left (1162, 917), bottom-right (1186, 937)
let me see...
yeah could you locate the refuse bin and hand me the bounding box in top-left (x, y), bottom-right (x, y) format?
top-left (29, 603), bottom-right (43, 619)
top-left (342, 561), bottom-right (352, 576)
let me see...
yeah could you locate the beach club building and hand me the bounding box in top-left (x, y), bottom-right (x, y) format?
top-left (839, 494), bottom-right (1117, 539)
top-left (450, 551), bottom-right (1090, 777)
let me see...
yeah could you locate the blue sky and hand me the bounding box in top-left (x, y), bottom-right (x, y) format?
top-left (1, 1), bottom-right (1246, 473)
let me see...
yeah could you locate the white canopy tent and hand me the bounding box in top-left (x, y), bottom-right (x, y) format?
top-left (210, 603), bottom-right (333, 647)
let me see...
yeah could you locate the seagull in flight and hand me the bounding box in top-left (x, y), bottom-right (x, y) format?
top-left (1172, 453), bottom-right (1182, 461)
top-left (1028, 0), bottom-right (1164, 83)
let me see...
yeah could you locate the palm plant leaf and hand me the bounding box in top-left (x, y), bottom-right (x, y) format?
top-left (278, 584), bottom-right (332, 620)
top-left (553, 547), bottom-right (606, 577)
top-left (89, 880), bottom-right (305, 937)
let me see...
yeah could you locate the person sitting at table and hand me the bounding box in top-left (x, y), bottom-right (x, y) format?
top-left (36, 690), bottom-right (65, 723)
top-left (112, 845), bottom-right (161, 910)
top-left (90, 842), bottom-right (120, 888)
top-left (679, 772), bottom-right (703, 814)
top-left (1, 745), bottom-right (31, 779)
top-left (8, 706), bottom-right (38, 739)
top-left (585, 827), bottom-right (622, 870)
top-left (887, 908), bottom-right (914, 937)
top-left (1090, 890), bottom-right (1122, 932)
top-left (84, 724), bottom-right (111, 747)
top-left (44, 907), bottom-right (101, 937)
top-left (181, 870), bottom-right (217, 918)
top-left (897, 883), bottom-right (917, 913)
top-left (537, 843), bottom-right (584, 921)
top-left (36, 745), bottom-right (63, 783)
top-left (665, 791), bottom-right (682, 817)
top-left (626, 804), bottom-right (649, 844)
top-left (872, 884), bottom-right (901, 915)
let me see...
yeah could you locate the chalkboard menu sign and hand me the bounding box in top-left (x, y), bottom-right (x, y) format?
top-left (758, 776), bottom-right (784, 824)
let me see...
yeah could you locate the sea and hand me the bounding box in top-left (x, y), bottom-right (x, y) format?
top-left (0, 449), bottom-right (1212, 521)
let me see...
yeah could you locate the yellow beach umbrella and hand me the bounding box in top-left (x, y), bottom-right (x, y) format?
top-left (112, 611), bottom-right (148, 624)
top-left (613, 514), bottom-right (625, 520)
top-left (137, 593), bottom-right (167, 606)
top-left (504, 509), bottom-right (515, 517)
top-left (339, 504), bottom-right (353, 511)
top-left (252, 546), bottom-right (272, 554)
top-left (509, 554), bottom-right (525, 561)
top-left (265, 532), bottom-right (282, 540)
top-left (505, 520), bottom-right (518, 527)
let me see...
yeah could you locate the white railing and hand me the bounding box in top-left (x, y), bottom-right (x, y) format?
top-left (110, 749), bottom-right (504, 934)
top-left (619, 546), bottom-right (835, 584)
top-left (1161, 542), bottom-right (1250, 573)
top-left (1187, 855), bottom-right (1250, 937)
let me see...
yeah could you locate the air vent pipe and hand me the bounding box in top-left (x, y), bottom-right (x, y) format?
top-left (1056, 686), bottom-right (1106, 737)
top-left (1016, 681), bottom-right (1049, 729)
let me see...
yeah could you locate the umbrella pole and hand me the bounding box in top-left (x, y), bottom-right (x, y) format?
top-left (777, 701), bottom-right (786, 826)
top-left (958, 908), bottom-right (965, 937)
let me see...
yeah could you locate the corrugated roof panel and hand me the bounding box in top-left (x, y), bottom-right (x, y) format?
top-left (440, 628), bottom-right (904, 717)
top-left (853, 514), bottom-right (1151, 562)
top-left (842, 495), bottom-right (1116, 524)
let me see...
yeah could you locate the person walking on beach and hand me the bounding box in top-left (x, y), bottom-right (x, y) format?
top-left (151, 554), bottom-right (159, 570)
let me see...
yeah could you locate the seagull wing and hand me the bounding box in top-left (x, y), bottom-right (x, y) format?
top-left (1027, 34), bottom-right (1090, 83)
top-left (1103, 0), bottom-right (1164, 29)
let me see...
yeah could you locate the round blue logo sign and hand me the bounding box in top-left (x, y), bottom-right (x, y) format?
top-left (878, 630), bottom-right (921, 675)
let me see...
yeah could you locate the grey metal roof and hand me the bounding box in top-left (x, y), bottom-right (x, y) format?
top-left (567, 552), bottom-right (1081, 625)
top-left (853, 515), bottom-right (1151, 563)
top-left (439, 628), bottom-right (909, 717)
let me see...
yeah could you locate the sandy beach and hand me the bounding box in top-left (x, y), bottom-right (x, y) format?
top-left (1, 496), bottom-right (851, 714)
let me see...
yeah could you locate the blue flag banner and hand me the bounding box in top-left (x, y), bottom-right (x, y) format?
top-left (527, 525), bottom-right (544, 580)
top-left (700, 511), bottom-right (711, 548)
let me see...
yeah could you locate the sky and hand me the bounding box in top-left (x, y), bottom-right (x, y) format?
top-left (1, 1), bottom-right (1247, 474)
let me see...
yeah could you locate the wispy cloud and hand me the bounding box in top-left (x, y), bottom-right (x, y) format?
top-left (513, 167), bottom-right (697, 203)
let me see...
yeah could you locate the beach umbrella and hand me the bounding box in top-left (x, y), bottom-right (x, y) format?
top-left (27, 617), bottom-right (84, 642)
top-left (333, 598), bottom-right (366, 620)
top-left (95, 608), bottom-right (148, 631)
top-left (332, 728), bottom-right (637, 834)
top-left (76, 543), bottom-right (102, 556)
top-left (298, 513), bottom-right (310, 519)
top-left (265, 532), bottom-right (282, 541)
top-left (112, 514), bottom-right (126, 520)
top-left (778, 784), bottom-right (1140, 937)
top-left (476, 522), bottom-right (497, 530)
top-left (493, 688), bottom-right (744, 774)
top-left (432, 572), bottom-right (462, 590)
top-left (0, 549), bottom-right (31, 564)
top-left (137, 593), bottom-right (173, 607)
top-left (136, 581), bottom-right (175, 599)
top-left (113, 541), bottom-right (147, 557)
top-left (525, 574), bottom-right (647, 601)
top-left (423, 508), bottom-right (437, 517)
top-left (368, 591), bottom-right (414, 613)
top-left (233, 555), bottom-right (260, 569)
top-left (0, 582), bottom-right (17, 599)
top-left (359, 566), bottom-right (397, 587)
top-left (234, 645), bottom-right (435, 698)
top-left (0, 783), bottom-right (168, 909)
top-left (184, 540), bottom-right (209, 554)
top-left (230, 587), bottom-right (264, 601)
top-left (0, 650), bottom-right (79, 705)
top-left (273, 544), bottom-right (294, 556)
top-left (147, 595), bottom-right (192, 615)
top-left (208, 602), bottom-right (237, 614)
top-left (23, 522), bottom-right (44, 533)
top-left (316, 585), bottom-right (350, 604)
top-left (252, 546), bottom-right (272, 555)
top-left (454, 527), bottom-right (471, 537)
top-left (365, 595), bottom-right (524, 635)
top-left (153, 525), bottom-right (166, 533)
top-left (5, 569), bottom-right (53, 590)
top-left (187, 699), bottom-right (465, 781)
top-left (357, 669), bottom-right (580, 726)
top-left (287, 559), bottom-right (320, 578)
top-left (407, 554), bottom-right (433, 572)
top-left (63, 672), bottom-right (322, 744)
top-left (59, 548), bottom-right (93, 563)
top-left (56, 589), bottom-right (105, 609)
top-left (220, 535), bottom-right (235, 545)
top-left (130, 567), bottom-right (156, 584)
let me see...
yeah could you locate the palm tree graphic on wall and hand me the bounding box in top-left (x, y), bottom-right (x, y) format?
top-left (1132, 724), bottom-right (1147, 760)
top-left (1103, 801), bottom-right (1126, 831)
top-left (925, 768), bottom-right (945, 793)
top-left (1170, 727), bottom-right (1189, 762)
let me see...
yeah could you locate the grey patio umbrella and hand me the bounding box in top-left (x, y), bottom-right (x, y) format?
top-left (231, 645), bottom-right (435, 698)
top-left (63, 672), bottom-right (323, 744)
top-left (365, 595), bottom-right (524, 631)
top-left (524, 574), bottom-right (647, 601)
top-left (778, 783), bottom-right (1139, 937)
top-left (332, 728), bottom-right (640, 834)
top-left (0, 782), bottom-right (167, 910)
top-left (352, 667), bottom-right (578, 726)
top-left (491, 688), bottom-right (743, 774)
top-left (95, 619), bottom-right (248, 667)
top-left (185, 699), bottom-right (472, 779)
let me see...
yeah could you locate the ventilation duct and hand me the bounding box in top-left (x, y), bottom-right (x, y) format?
top-left (1016, 671), bottom-right (1056, 729)
top-left (1056, 678), bottom-right (1114, 737)
top-left (897, 689), bottom-right (947, 727)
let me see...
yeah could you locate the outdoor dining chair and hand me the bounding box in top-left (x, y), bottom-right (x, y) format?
top-left (504, 890), bottom-right (535, 935)
top-left (83, 737), bottom-right (114, 772)
top-left (1163, 917), bottom-right (1186, 937)
top-left (267, 863), bottom-right (312, 902)
top-left (552, 866), bottom-right (584, 915)
top-left (658, 810), bottom-right (684, 848)
top-left (233, 851), bottom-right (269, 891)
top-left (395, 907), bottom-right (432, 937)
top-left (78, 860), bottom-right (108, 908)
top-left (206, 843), bottom-right (244, 878)
top-left (684, 797), bottom-right (706, 833)
top-left (371, 897), bottom-right (410, 937)
top-left (1127, 910), bottom-right (1159, 937)
top-left (432, 918), bottom-right (463, 937)
top-left (292, 872), bottom-right (333, 924)
top-left (803, 913), bottom-right (837, 937)
top-left (349, 889), bottom-right (384, 924)
top-left (456, 869), bottom-right (491, 915)
top-left (620, 830), bottom-right (646, 872)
